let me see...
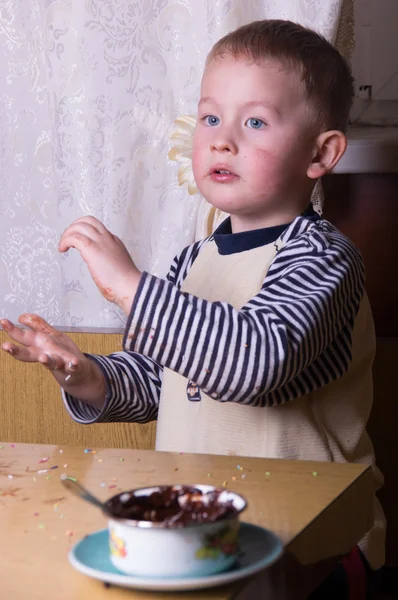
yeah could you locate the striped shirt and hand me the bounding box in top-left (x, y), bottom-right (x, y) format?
top-left (64, 210), bottom-right (364, 424)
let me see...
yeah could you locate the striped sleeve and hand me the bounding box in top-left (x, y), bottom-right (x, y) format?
top-left (61, 242), bottom-right (206, 425)
top-left (123, 218), bottom-right (365, 407)
top-left (62, 352), bottom-right (163, 424)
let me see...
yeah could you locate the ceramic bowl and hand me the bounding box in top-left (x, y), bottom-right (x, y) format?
top-left (103, 484), bottom-right (247, 578)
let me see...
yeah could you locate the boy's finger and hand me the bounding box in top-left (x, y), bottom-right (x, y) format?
top-left (38, 353), bottom-right (81, 374)
top-left (58, 231), bottom-right (97, 254)
top-left (65, 358), bottom-right (79, 372)
top-left (38, 353), bottom-right (65, 371)
top-left (1, 343), bottom-right (40, 363)
top-left (18, 314), bottom-right (62, 339)
top-left (0, 320), bottom-right (34, 346)
top-left (59, 220), bottom-right (104, 243)
top-left (0, 318), bottom-right (15, 331)
top-left (1, 342), bottom-right (15, 355)
top-left (70, 216), bottom-right (108, 234)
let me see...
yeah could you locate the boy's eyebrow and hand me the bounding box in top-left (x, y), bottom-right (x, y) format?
top-left (244, 100), bottom-right (281, 118)
top-left (198, 97), bottom-right (281, 118)
top-left (198, 96), bottom-right (216, 106)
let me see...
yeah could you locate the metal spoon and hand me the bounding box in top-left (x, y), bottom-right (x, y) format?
top-left (60, 474), bottom-right (105, 512)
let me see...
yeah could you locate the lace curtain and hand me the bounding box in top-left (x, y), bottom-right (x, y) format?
top-left (0, 0), bottom-right (352, 328)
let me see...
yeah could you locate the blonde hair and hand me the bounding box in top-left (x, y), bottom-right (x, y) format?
top-left (207, 20), bottom-right (354, 133)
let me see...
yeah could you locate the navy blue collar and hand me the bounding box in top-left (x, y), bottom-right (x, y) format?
top-left (212, 205), bottom-right (321, 255)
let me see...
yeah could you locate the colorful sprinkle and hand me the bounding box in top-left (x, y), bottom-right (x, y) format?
top-left (84, 449), bottom-right (93, 454)
top-left (63, 464), bottom-right (68, 468)
top-left (265, 471), bottom-right (271, 477)
top-left (37, 470), bottom-right (48, 474)
top-left (59, 450), bottom-right (63, 454)
top-left (65, 530), bottom-right (74, 537)
top-left (232, 476), bottom-right (236, 481)
top-left (33, 512), bottom-right (39, 517)
top-left (11, 444), bottom-right (15, 448)
top-left (109, 485), bottom-right (117, 489)
top-left (98, 459), bottom-right (103, 463)
top-left (119, 458), bottom-right (124, 462)
top-left (38, 523), bottom-right (45, 529)
top-left (312, 471), bottom-right (318, 477)
top-left (46, 476), bottom-right (51, 480)
top-left (207, 473), bottom-right (212, 477)
top-left (241, 474), bottom-right (246, 479)
top-left (222, 481), bottom-right (228, 487)
top-left (39, 457), bottom-right (49, 463)
top-left (100, 483), bottom-right (106, 487)
top-left (0, 446), bottom-right (4, 449)
top-left (8, 474), bottom-right (13, 479)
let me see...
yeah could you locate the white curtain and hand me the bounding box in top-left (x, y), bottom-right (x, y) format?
top-left (0, 0), bottom-right (350, 328)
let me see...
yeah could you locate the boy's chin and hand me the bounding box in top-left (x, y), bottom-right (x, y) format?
top-left (203, 195), bottom-right (245, 214)
top-left (206, 201), bottom-right (265, 217)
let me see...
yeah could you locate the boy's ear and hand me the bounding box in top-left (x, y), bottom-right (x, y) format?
top-left (307, 130), bottom-right (347, 179)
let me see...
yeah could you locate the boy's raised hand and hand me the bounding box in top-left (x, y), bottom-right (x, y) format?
top-left (1, 314), bottom-right (84, 375)
top-left (58, 216), bottom-right (141, 315)
top-left (0, 216), bottom-right (136, 408)
top-left (0, 314), bottom-right (106, 408)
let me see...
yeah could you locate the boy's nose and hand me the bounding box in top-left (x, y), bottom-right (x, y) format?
top-left (210, 136), bottom-right (238, 155)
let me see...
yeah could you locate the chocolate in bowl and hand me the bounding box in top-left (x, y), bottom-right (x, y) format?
top-left (105, 484), bottom-right (247, 577)
top-left (104, 484), bottom-right (242, 527)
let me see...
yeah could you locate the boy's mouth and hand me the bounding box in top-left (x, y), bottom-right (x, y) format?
top-left (209, 165), bottom-right (238, 177)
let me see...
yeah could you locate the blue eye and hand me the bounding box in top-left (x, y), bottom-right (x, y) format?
top-left (246, 118), bottom-right (266, 129)
top-left (204, 115), bottom-right (220, 126)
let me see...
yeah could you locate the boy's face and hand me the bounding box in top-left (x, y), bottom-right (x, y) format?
top-left (192, 55), bottom-right (317, 231)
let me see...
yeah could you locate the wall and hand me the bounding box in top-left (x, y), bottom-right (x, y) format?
top-left (351, 0), bottom-right (398, 124)
top-left (0, 330), bottom-right (156, 450)
top-left (323, 172), bottom-right (398, 567)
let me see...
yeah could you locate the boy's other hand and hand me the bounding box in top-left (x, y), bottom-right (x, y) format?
top-left (0, 314), bottom-right (107, 409)
top-left (58, 216), bottom-right (141, 315)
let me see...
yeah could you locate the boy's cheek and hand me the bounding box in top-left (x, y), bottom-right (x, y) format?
top-left (247, 148), bottom-right (287, 189)
top-left (192, 130), bottom-right (205, 153)
top-left (191, 145), bottom-right (204, 176)
top-left (253, 144), bottom-right (277, 160)
top-left (251, 144), bottom-right (300, 172)
top-left (250, 147), bottom-right (278, 173)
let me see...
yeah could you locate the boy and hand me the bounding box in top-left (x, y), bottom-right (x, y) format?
top-left (1, 19), bottom-right (385, 596)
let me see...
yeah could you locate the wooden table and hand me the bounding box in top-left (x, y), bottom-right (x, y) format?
top-left (0, 443), bottom-right (374, 599)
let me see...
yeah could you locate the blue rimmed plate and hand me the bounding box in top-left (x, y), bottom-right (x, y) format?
top-left (69, 522), bottom-right (283, 592)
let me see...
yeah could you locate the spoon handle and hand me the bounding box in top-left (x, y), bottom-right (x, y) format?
top-left (60, 475), bottom-right (104, 510)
